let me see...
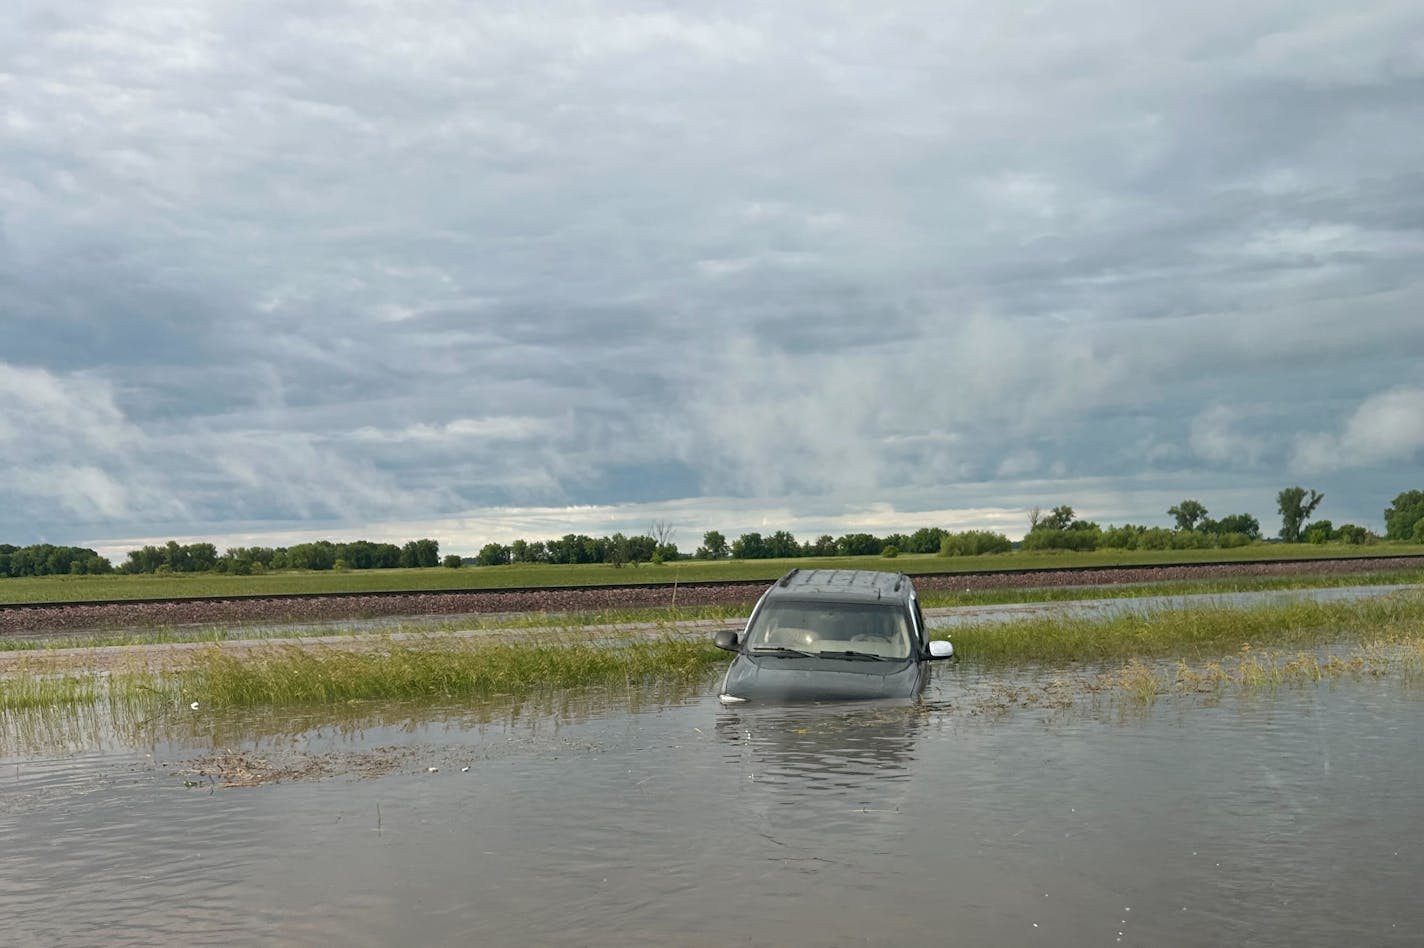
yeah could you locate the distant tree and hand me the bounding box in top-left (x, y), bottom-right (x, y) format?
top-left (696, 530), bottom-right (729, 560)
top-left (1028, 506), bottom-right (1043, 531)
top-left (606, 533), bottom-right (630, 568)
top-left (412, 538), bottom-right (440, 568)
top-left (123, 545), bottom-right (166, 574)
top-left (650, 521), bottom-right (677, 558)
top-left (1020, 524), bottom-right (1101, 551)
top-left (442, 554), bottom-right (463, 568)
top-left (1023, 505), bottom-right (1100, 550)
top-left (835, 533), bottom-right (882, 557)
top-left (1211, 513), bottom-right (1262, 540)
top-left (648, 522), bottom-right (680, 561)
top-left (1, 544), bottom-right (110, 576)
top-left (289, 541), bottom-right (337, 570)
top-left (1384, 491), bottom-right (1424, 541)
top-left (1334, 524), bottom-right (1373, 545)
top-left (939, 531), bottom-right (1013, 556)
top-left (765, 530), bottom-right (800, 559)
top-left (1100, 524), bottom-right (1145, 549)
top-left (1277, 486), bottom-right (1324, 542)
top-left (731, 532), bottom-right (769, 559)
top-left (334, 540), bottom-right (401, 570)
top-left (475, 542), bottom-right (510, 566)
top-left (626, 534), bottom-right (658, 564)
top-left (804, 534), bottom-right (837, 557)
top-left (881, 545), bottom-right (899, 558)
top-left (1168, 500), bottom-right (1209, 532)
top-left (906, 527), bottom-right (949, 554)
top-left (1304, 520), bottom-right (1335, 544)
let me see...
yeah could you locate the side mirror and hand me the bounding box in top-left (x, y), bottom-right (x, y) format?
top-left (713, 630), bottom-right (740, 652)
top-left (927, 639), bottom-right (954, 660)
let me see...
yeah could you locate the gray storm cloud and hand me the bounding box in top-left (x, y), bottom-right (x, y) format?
top-left (2, 0), bottom-right (1422, 550)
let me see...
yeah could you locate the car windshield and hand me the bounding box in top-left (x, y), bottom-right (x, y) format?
top-left (745, 600), bottom-right (912, 660)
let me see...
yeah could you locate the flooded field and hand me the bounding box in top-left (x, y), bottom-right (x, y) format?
top-left (925, 582), bottom-right (1422, 628)
top-left (3, 658), bottom-right (1422, 946)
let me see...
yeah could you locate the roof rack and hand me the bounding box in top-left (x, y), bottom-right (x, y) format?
top-left (777, 568), bottom-right (800, 587)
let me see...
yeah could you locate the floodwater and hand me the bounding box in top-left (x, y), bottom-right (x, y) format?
top-left (4, 660), bottom-right (1423, 947)
top-left (925, 582), bottom-right (1420, 629)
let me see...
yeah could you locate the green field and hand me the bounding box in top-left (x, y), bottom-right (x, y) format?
top-left (2, 543), bottom-right (1423, 604)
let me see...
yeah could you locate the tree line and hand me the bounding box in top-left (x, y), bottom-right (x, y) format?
top-left (3, 489), bottom-right (1421, 579)
top-left (481, 487), bottom-right (1424, 562)
top-left (1017, 487), bottom-right (1424, 553)
top-left (0, 544), bottom-right (114, 577)
top-left (117, 538), bottom-right (443, 575)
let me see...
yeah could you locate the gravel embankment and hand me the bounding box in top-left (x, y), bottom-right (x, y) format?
top-left (3, 556), bottom-right (1421, 638)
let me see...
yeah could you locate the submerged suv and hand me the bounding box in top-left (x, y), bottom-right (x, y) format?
top-left (713, 568), bottom-right (953, 703)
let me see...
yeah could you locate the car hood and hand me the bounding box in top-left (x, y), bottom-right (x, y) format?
top-left (719, 654), bottom-right (923, 703)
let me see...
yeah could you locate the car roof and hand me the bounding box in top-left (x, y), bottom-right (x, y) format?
top-left (764, 568), bottom-right (914, 605)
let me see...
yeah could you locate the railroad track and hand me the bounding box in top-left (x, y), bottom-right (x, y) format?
top-left (4, 553), bottom-right (1423, 611)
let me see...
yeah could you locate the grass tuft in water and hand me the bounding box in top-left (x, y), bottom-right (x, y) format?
top-left (179, 635), bottom-right (726, 708)
top-left (0, 673), bottom-right (101, 712)
top-left (1110, 639), bottom-right (1424, 703)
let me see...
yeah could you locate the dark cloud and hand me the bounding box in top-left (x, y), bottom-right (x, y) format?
top-left (2, 0), bottom-right (1422, 551)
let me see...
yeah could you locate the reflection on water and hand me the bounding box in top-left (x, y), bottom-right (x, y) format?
top-left (0, 675), bottom-right (713, 761)
top-left (717, 702), bottom-right (925, 793)
top-left (4, 668), bottom-right (1424, 946)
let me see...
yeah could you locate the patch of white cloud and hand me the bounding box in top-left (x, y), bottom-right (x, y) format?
top-left (0, 362), bottom-right (130, 455)
top-left (1189, 404), bottom-right (1268, 467)
top-left (10, 464), bottom-right (132, 521)
top-left (1291, 386), bottom-right (1424, 474)
top-left (348, 416), bottom-right (560, 444)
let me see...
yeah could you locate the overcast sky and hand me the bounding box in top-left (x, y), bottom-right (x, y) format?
top-left (3, 0), bottom-right (1423, 560)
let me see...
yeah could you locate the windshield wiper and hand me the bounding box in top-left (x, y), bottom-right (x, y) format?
top-left (750, 646), bottom-right (815, 658)
top-left (815, 649), bottom-right (888, 661)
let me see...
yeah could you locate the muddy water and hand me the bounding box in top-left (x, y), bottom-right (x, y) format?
top-left (3, 669), bottom-right (1424, 946)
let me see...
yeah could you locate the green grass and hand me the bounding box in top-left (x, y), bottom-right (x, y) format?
top-left (0, 673), bottom-right (102, 712)
top-left (180, 636), bottom-right (723, 707)
top-left (0, 635), bottom-right (724, 714)
top-left (4, 543), bottom-right (1423, 604)
top-left (943, 591), bottom-right (1424, 664)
